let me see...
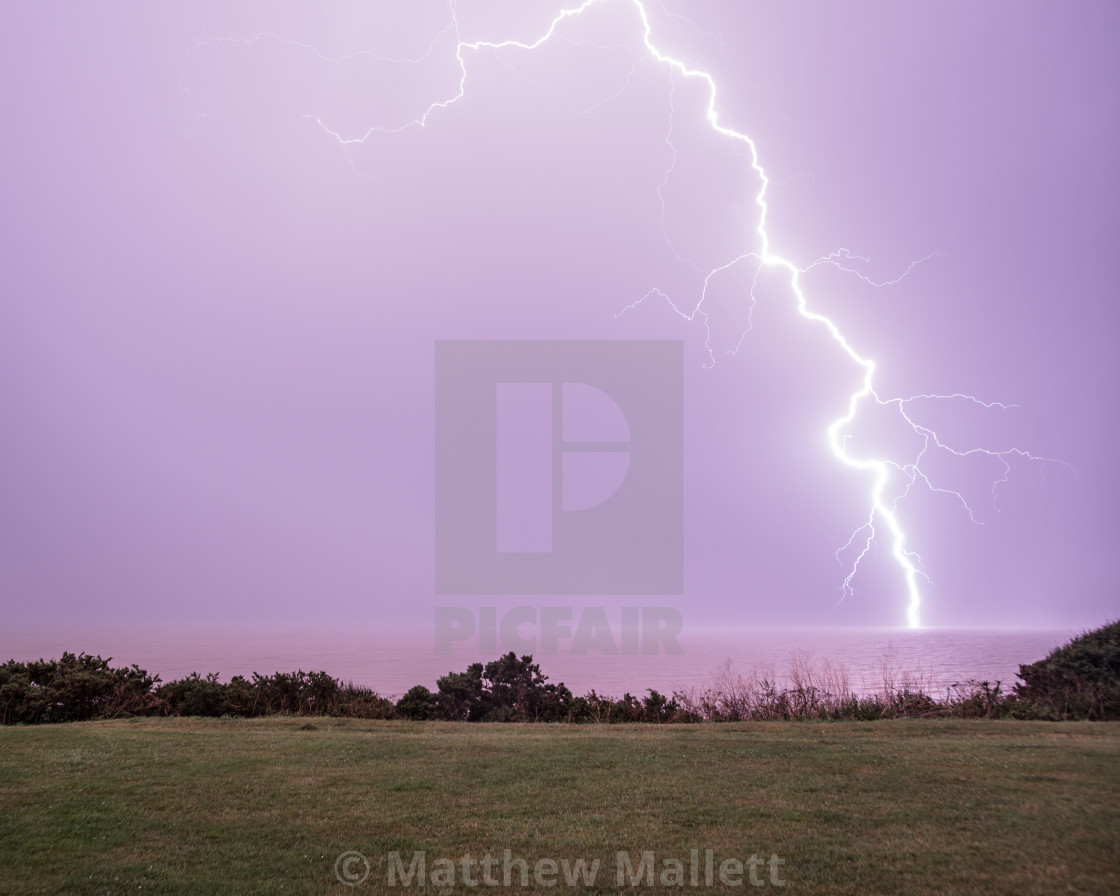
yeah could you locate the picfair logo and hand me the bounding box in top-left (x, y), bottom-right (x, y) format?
top-left (434, 340), bottom-right (683, 595)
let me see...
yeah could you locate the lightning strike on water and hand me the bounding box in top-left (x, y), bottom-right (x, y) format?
top-left (240, 0), bottom-right (1068, 628)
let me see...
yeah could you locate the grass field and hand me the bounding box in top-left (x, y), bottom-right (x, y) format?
top-left (1, 718), bottom-right (1117, 895)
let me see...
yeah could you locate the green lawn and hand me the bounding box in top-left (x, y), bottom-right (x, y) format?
top-left (1, 718), bottom-right (1117, 895)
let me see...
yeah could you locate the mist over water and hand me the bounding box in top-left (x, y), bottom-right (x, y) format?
top-left (1, 627), bottom-right (1075, 702)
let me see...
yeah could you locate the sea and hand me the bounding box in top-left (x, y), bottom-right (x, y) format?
top-left (0, 627), bottom-right (1076, 701)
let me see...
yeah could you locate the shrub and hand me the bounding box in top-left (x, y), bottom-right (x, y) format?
top-left (396, 685), bottom-right (438, 720)
top-left (157, 672), bottom-right (229, 717)
top-left (1014, 621), bottom-right (1120, 720)
top-left (0, 653), bottom-right (158, 724)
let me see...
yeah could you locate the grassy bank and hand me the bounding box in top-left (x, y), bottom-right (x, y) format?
top-left (1, 719), bottom-right (1118, 895)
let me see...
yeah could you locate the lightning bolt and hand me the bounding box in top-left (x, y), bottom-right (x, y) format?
top-left (203, 0), bottom-right (1070, 628)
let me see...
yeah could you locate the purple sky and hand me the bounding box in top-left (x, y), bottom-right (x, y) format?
top-left (2, 0), bottom-right (1117, 637)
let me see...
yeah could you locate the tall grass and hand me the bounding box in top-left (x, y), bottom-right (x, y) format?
top-left (674, 653), bottom-right (1012, 721)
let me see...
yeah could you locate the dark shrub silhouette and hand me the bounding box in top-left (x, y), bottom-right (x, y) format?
top-left (1014, 621), bottom-right (1120, 720)
top-left (0, 653), bottom-right (157, 724)
top-left (396, 685), bottom-right (438, 720)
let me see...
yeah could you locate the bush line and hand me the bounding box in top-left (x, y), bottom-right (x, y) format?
top-left (2, 622), bottom-right (1116, 725)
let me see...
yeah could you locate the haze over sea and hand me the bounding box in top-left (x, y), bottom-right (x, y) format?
top-left (1, 627), bottom-right (1076, 701)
